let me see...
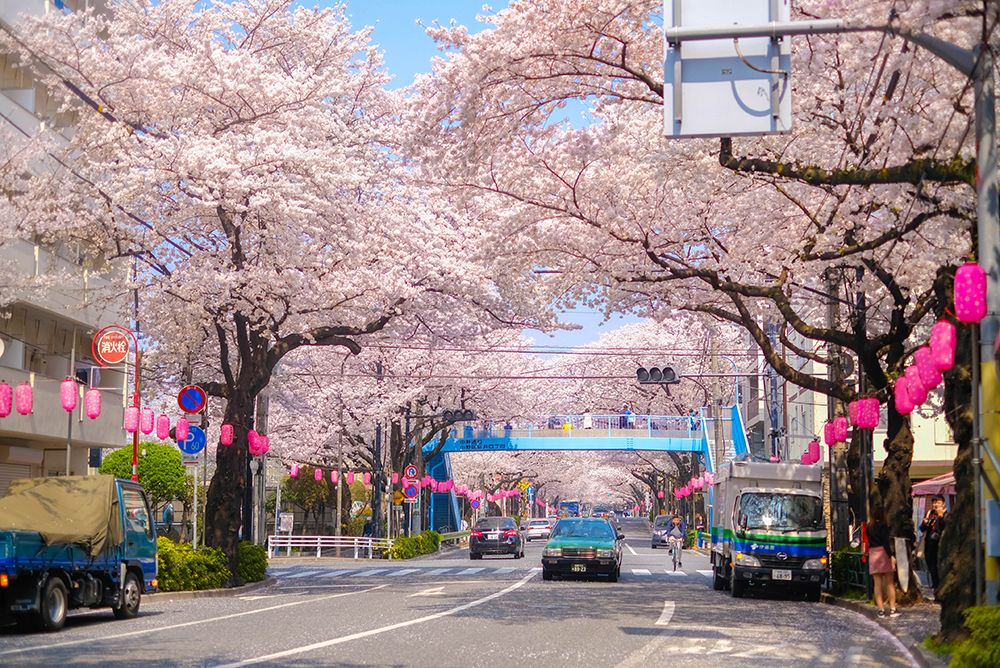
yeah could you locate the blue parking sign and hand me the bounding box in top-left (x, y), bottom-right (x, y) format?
top-left (178, 425), bottom-right (206, 455)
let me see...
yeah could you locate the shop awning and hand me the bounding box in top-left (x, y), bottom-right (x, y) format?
top-left (911, 471), bottom-right (955, 496)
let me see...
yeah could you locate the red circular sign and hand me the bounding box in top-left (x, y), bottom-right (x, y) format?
top-left (92, 328), bottom-right (130, 366)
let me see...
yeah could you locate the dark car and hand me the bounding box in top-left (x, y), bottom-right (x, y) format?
top-left (650, 514), bottom-right (673, 549)
top-left (470, 516), bottom-right (524, 559)
top-left (541, 517), bottom-right (623, 581)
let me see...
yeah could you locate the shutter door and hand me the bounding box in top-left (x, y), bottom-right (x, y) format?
top-left (0, 464), bottom-right (31, 497)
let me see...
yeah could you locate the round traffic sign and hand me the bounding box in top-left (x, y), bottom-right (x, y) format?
top-left (177, 425), bottom-right (206, 455)
top-left (177, 385), bottom-right (207, 413)
top-left (403, 483), bottom-right (419, 499)
top-left (471, 499), bottom-right (481, 510)
top-left (404, 465), bottom-right (418, 479)
top-left (92, 327), bottom-right (130, 366)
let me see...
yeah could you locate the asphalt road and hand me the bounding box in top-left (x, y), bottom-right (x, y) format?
top-left (0, 519), bottom-right (917, 667)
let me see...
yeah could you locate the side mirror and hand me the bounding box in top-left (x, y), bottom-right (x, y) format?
top-left (738, 515), bottom-right (748, 533)
top-left (617, 532), bottom-right (625, 540)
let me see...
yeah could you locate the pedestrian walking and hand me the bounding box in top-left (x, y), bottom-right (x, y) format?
top-left (695, 513), bottom-right (706, 548)
top-left (919, 495), bottom-right (948, 590)
top-left (867, 506), bottom-right (900, 618)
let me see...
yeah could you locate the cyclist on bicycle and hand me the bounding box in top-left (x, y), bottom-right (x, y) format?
top-left (666, 514), bottom-right (686, 568)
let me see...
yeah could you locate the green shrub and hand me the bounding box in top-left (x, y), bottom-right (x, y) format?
top-left (950, 606), bottom-right (1000, 668)
top-left (156, 536), bottom-right (231, 592)
top-left (388, 530), bottom-right (441, 560)
top-left (237, 541), bottom-right (268, 583)
top-left (830, 546), bottom-right (861, 595)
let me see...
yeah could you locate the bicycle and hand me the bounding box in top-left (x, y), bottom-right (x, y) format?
top-left (667, 535), bottom-right (684, 571)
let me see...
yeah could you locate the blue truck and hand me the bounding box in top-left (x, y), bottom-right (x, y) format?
top-left (0, 475), bottom-right (158, 631)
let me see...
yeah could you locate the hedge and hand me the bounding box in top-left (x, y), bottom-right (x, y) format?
top-left (156, 537), bottom-right (231, 592)
top-left (950, 606), bottom-right (1000, 667)
top-left (236, 541), bottom-right (268, 583)
top-left (388, 530), bottom-right (441, 560)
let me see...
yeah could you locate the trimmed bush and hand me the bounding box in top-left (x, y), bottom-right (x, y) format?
top-left (237, 541), bottom-right (268, 583)
top-left (388, 530), bottom-right (441, 560)
top-left (156, 536), bottom-right (231, 592)
top-left (830, 546), bottom-right (861, 595)
top-left (950, 606), bottom-right (1000, 667)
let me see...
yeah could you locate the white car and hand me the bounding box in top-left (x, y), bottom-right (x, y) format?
top-left (525, 519), bottom-right (552, 541)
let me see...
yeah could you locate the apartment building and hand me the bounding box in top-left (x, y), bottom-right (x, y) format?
top-left (0, 0), bottom-right (127, 495)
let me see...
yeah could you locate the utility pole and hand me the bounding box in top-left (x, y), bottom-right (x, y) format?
top-left (825, 269), bottom-right (849, 551)
top-left (373, 362), bottom-right (384, 538)
top-left (766, 322), bottom-right (782, 460)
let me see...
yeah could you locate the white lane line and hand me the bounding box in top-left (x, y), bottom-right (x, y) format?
top-left (408, 586), bottom-right (446, 598)
top-left (697, 570), bottom-right (714, 578)
top-left (631, 568), bottom-right (652, 576)
top-left (217, 574), bottom-right (535, 667)
top-left (317, 569), bottom-right (353, 578)
top-left (350, 569), bottom-right (387, 577)
top-left (384, 568), bottom-right (420, 577)
top-left (457, 567), bottom-right (485, 575)
top-left (654, 601), bottom-right (675, 626)
top-left (422, 568), bottom-right (452, 576)
top-left (0, 586), bottom-right (385, 658)
top-left (624, 543), bottom-right (638, 556)
top-left (665, 570), bottom-right (686, 576)
top-left (530, 567), bottom-right (542, 572)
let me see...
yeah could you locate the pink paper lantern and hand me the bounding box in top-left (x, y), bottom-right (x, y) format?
top-left (140, 407), bottom-right (155, 435)
top-left (124, 406), bottom-right (139, 433)
top-left (430, 479), bottom-right (438, 491)
top-left (823, 422), bottom-right (836, 446)
top-left (770, 455), bottom-right (781, 463)
top-left (905, 365), bottom-right (929, 405)
top-left (220, 423), bottom-right (234, 446)
top-left (930, 320), bottom-right (957, 371)
top-left (156, 414), bottom-right (170, 439)
top-left (674, 490), bottom-right (683, 500)
top-left (656, 490), bottom-right (665, 499)
top-left (833, 416), bottom-right (849, 443)
top-left (85, 388), bottom-right (101, 419)
top-left (314, 467), bottom-right (322, 481)
top-left (15, 382), bottom-right (32, 415)
top-left (0, 382), bottom-right (11, 418)
top-left (290, 463), bottom-right (299, 478)
top-left (392, 472), bottom-right (400, 485)
top-left (331, 469), bottom-right (339, 485)
top-left (847, 401), bottom-right (860, 426)
top-left (914, 346), bottom-right (943, 391)
top-left (364, 472), bottom-right (372, 485)
top-left (60, 378), bottom-right (78, 412)
top-left (808, 439), bottom-right (821, 463)
top-left (176, 417), bottom-right (190, 443)
top-left (346, 471), bottom-right (355, 485)
top-left (954, 262), bottom-right (987, 323)
top-left (247, 429), bottom-right (259, 455)
top-left (705, 473), bottom-right (715, 485)
top-left (801, 452), bottom-right (812, 464)
top-left (259, 435), bottom-right (270, 455)
top-left (894, 376), bottom-right (916, 415)
top-left (857, 398), bottom-right (880, 429)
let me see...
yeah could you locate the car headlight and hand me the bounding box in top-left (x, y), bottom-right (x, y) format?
top-left (543, 548), bottom-right (562, 557)
top-left (803, 557), bottom-right (828, 570)
top-left (735, 552), bottom-right (761, 567)
top-left (595, 549), bottom-right (615, 558)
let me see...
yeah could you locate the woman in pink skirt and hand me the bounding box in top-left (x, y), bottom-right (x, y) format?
top-left (867, 507), bottom-right (900, 618)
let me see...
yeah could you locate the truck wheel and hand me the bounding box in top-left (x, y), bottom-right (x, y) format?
top-left (712, 565), bottom-right (726, 591)
top-left (113, 572), bottom-right (141, 620)
top-left (805, 584), bottom-right (822, 602)
top-left (39, 577), bottom-right (68, 632)
top-left (607, 567), bottom-right (619, 583)
top-left (542, 568), bottom-right (553, 581)
top-left (730, 566), bottom-right (746, 598)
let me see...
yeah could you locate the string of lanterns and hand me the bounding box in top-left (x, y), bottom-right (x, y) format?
top-left (674, 472), bottom-right (715, 500)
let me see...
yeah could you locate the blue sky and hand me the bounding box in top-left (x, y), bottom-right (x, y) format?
top-left (335, 1), bottom-right (643, 348)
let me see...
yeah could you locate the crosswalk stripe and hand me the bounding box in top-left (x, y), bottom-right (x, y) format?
top-left (697, 570), bottom-right (714, 578)
top-left (285, 570), bottom-right (322, 579)
top-left (665, 570), bottom-right (685, 576)
top-left (494, 568), bottom-right (516, 574)
top-left (384, 568), bottom-right (420, 577)
top-left (317, 569), bottom-right (353, 578)
top-left (422, 568), bottom-right (452, 576)
top-left (350, 569), bottom-right (387, 577)
top-left (631, 569), bottom-right (652, 576)
top-left (457, 567), bottom-right (485, 575)
top-left (530, 567), bottom-right (542, 572)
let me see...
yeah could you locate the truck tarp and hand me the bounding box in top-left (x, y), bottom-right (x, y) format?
top-left (0, 475), bottom-right (123, 557)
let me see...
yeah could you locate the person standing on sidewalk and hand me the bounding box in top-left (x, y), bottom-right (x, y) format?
top-left (868, 506), bottom-right (901, 618)
top-left (919, 495), bottom-right (947, 591)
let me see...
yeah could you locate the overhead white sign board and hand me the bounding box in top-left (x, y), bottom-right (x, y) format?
top-left (664, 0), bottom-right (792, 137)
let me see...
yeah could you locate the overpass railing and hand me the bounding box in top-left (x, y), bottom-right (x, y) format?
top-left (450, 414), bottom-right (715, 440)
top-left (267, 534), bottom-right (393, 559)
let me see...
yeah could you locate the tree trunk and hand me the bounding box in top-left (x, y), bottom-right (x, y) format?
top-left (876, 408), bottom-right (920, 604)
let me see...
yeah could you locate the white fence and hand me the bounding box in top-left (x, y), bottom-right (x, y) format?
top-left (267, 534), bottom-right (393, 559)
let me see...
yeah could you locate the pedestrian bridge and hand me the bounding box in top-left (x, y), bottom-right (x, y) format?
top-left (422, 406), bottom-right (749, 531)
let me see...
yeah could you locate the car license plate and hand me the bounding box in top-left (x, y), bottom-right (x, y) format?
top-left (772, 569), bottom-right (792, 581)
top-left (487, 532), bottom-right (499, 540)
top-left (571, 564), bottom-right (587, 573)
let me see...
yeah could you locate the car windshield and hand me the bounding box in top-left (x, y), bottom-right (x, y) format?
top-left (550, 520), bottom-right (615, 540)
top-left (652, 516), bottom-right (670, 528)
top-left (475, 517), bottom-right (515, 530)
top-left (529, 520), bottom-right (548, 527)
top-left (739, 493), bottom-right (823, 532)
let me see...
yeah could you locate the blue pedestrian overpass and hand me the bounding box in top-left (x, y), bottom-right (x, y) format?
top-left (422, 406), bottom-right (749, 532)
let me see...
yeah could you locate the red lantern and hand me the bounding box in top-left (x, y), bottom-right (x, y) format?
top-left (857, 398), bottom-right (880, 429)
top-left (85, 388), bottom-right (101, 419)
top-left (833, 416), bottom-right (849, 443)
top-left (314, 467), bottom-right (322, 481)
top-left (364, 472), bottom-right (372, 486)
top-left (220, 423), bottom-right (234, 446)
top-left (176, 417), bottom-right (190, 443)
top-left (930, 320), bottom-right (957, 371)
top-left (0, 381), bottom-right (11, 418)
top-left (346, 471), bottom-right (355, 485)
top-left (124, 406), bottom-right (139, 433)
top-left (156, 414), bottom-right (170, 439)
top-left (60, 378), bottom-right (78, 412)
top-left (954, 262), bottom-right (987, 323)
top-left (848, 401), bottom-right (860, 426)
top-left (259, 435), bottom-right (270, 455)
top-left (914, 346), bottom-right (942, 391)
top-left (140, 408), bottom-right (155, 435)
top-left (801, 452), bottom-right (812, 465)
top-left (331, 469), bottom-right (339, 485)
top-left (905, 365), bottom-right (929, 405)
top-left (823, 422), bottom-right (836, 446)
top-left (894, 376), bottom-right (915, 415)
top-left (290, 463), bottom-right (299, 478)
top-left (808, 439), bottom-right (821, 463)
top-left (15, 382), bottom-right (32, 415)
top-left (392, 472), bottom-right (400, 485)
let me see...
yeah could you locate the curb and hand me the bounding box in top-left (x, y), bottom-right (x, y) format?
top-left (147, 577), bottom-right (276, 601)
top-left (820, 594), bottom-right (947, 668)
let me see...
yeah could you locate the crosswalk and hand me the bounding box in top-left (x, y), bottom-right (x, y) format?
top-left (268, 565), bottom-right (713, 581)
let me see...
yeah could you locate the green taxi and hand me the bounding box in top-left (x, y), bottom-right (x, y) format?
top-left (541, 517), bottom-right (624, 582)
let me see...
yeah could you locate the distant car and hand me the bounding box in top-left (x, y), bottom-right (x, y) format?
top-left (470, 516), bottom-right (524, 559)
top-left (541, 517), bottom-right (624, 582)
top-left (525, 519), bottom-right (552, 541)
top-left (650, 515), bottom-right (675, 549)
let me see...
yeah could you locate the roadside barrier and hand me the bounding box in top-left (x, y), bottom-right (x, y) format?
top-left (267, 534), bottom-right (393, 559)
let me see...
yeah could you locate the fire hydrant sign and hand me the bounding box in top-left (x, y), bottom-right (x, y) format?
top-left (92, 328), bottom-right (130, 366)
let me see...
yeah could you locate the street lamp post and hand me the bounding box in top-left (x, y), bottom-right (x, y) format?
top-left (92, 324), bottom-right (141, 481)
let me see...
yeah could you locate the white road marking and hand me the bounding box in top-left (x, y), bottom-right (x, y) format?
top-left (530, 567), bottom-right (542, 572)
top-left (624, 543), bottom-right (638, 556)
top-left (0, 586), bottom-right (385, 658)
top-left (665, 570), bottom-right (686, 576)
top-left (697, 570), bottom-right (714, 578)
top-left (631, 568), bottom-right (651, 576)
top-left (494, 567), bottom-right (516, 574)
top-left (217, 574), bottom-right (535, 667)
top-left (408, 586), bottom-right (446, 597)
top-left (238, 595), bottom-right (288, 601)
top-left (654, 601), bottom-right (675, 626)
top-left (317, 569), bottom-right (353, 578)
top-left (422, 568), bottom-right (452, 576)
top-left (285, 570), bottom-right (322, 579)
top-left (457, 567), bottom-right (485, 575)
top-left (350, 569), bottom-right (387, 577)
top-left (384, 568), bottom-right (420, 577)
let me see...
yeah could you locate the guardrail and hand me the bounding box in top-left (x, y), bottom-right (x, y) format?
top-left (438, 530), bottom-right (470, 545)
top-left (267, 535), bottom-right (393, 559)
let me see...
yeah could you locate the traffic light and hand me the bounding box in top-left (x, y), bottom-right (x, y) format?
top-left (636, 366), bottom-right (680, 384)
top-left (442, 409), bottom-right (476, 422)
